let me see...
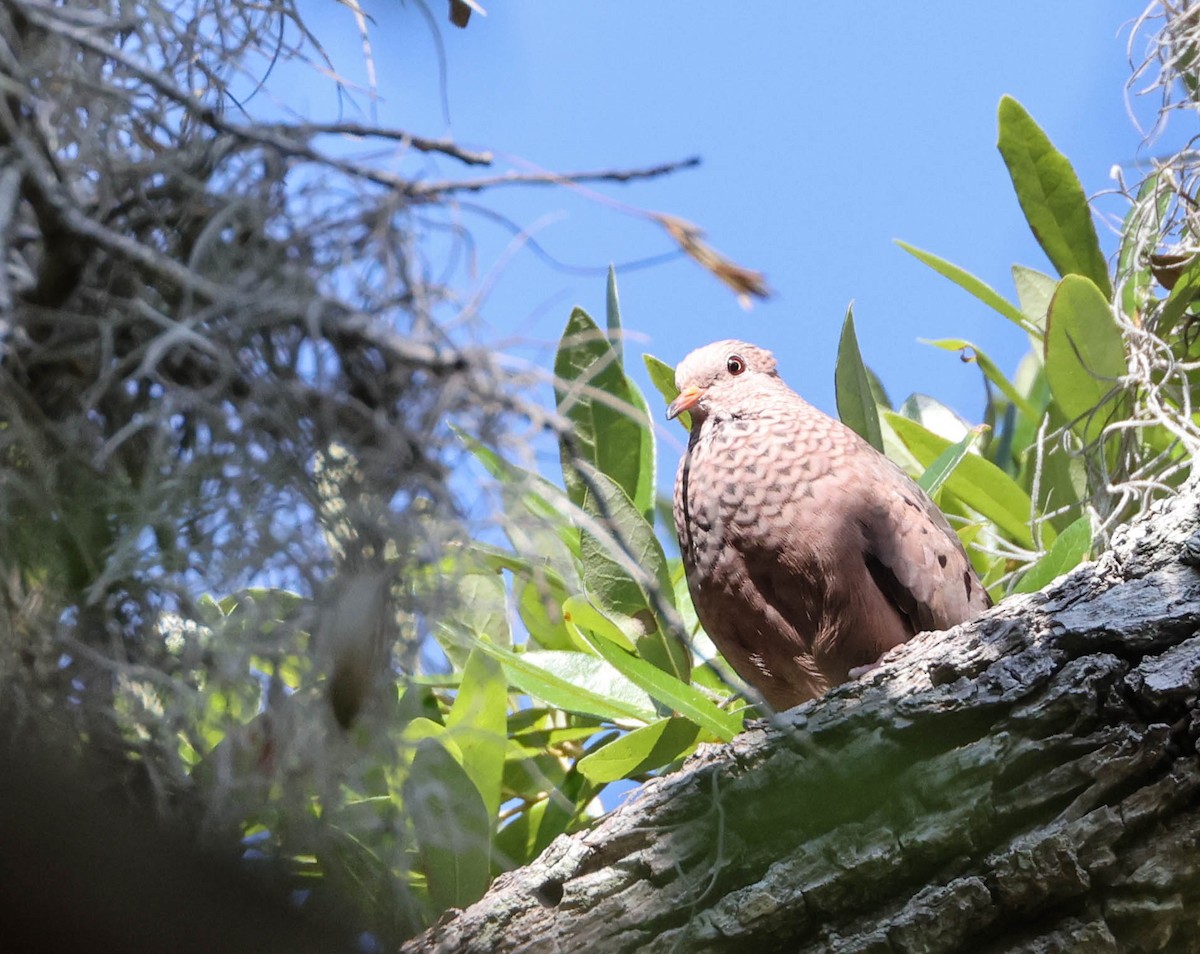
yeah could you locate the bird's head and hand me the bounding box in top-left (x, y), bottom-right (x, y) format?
top-left (666, 339), bottom-right (780, 424)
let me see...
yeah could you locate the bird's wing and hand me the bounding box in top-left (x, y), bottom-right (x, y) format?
top-left (858, 462), bottom-right (991, 637)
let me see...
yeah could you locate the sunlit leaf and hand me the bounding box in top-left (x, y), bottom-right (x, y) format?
top-left (515, 572), bottom-right (585, 652)
top-left (446, 648), bottom-right (508, 820)
top-left (1044, 274), bottom-right (1127, 444)
top-left (1012, 264), bottom-right (1056, 343)
top-left (577, 717), bottom-right (703, 783)
top-left (644, 352), bottom-right (689, 431)
top-left (405, 738), bottom-right (492, 912)
top-left (457, 573), bottom-right (510, 648)
top-left (885, 410), bottom-right (1038, 548)
top-left (898, 393), bottom-right (972, 444)
top-left (918, 425), bottom-right (989, 497)
top-left (575, 460), bottom-right (687, 679)
top-left (605, 264), bottom-right (623, 364)
top-left (565, 601), bottom-right (742, 741)
top-left (473, 640), bottom-right (657, 723)
top-left (997, 96), bottom-right (1112, 299)
top-left (834, 304), bottom-right (884, 451)
top-left (896, 240), bottom-right (1031, 332)
top-left (1013, 516), bottom-right (1092, 593)
top-left (554, 307), bottom-right (654, 518)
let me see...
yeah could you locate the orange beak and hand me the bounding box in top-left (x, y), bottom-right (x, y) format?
top-left (666, 386), bottom-right (704, 420)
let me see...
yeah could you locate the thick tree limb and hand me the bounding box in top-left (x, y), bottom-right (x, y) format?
top-left (403, 481), bottom-right (1200, 953)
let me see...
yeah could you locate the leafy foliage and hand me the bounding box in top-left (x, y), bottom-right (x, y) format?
top-left (5, 1), bottom-right (1200, 948)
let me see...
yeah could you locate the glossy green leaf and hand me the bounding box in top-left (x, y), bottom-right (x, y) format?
top-left (575, 460), bottom-right (686, 679)
top-left (1013, 516), bottom-right (1092, 593)
top-left (554, 307), bottom-right (654, 519)
top-left (997, 96), bottom-right (1112, 299)
top-left (898, 393), bottom-right (971, 443)
top-left (606, 265), bottom-right (623, 364)
top-left (644, 352), bottom-right (690, 431)
top-left (924, 338), bottom-right (1041, 422)
top-left (885, 410), bottom-right (1037, 548)
top-left (446, 648), bottom-right (508, 820)
top-left (896, 240), bottom-right (1031, 332)
top-left (405, 738), bottom-right (492, 912)
top-left (834, 305), bottom-right (884, 451)
top-left (457, 572), bottom-right (510, 647)
top-left (515, 571), bottom-right (584, 652)
top-left (604, 270), bottom-right (657, 523)
top-left (565, 603), bottom-right (741, 741)
top-left (917, 425), bottom-right (988, 497)
top-left (1012, 264), bottom-right (1056, 342)
top-left (1044, 274), bottom-right (1127, 443)
top-left (561, 594), bottom-right (637, 652)
top-left (577, 717), bottom-right (703, 783)
top-left (474, 640), bottom-right (657, 723)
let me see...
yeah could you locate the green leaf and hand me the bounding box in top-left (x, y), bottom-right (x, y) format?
top-left (515, 571), bottom-right (584, 652)
top-left (405, 738), bottom-right (492, 912)
top-left (644, 352), bottom-right (689, 431)
top-left (577, 717), bottom-right (703, 783)
top-left (603, 270), bottom-right (657, 523)
top-left (917, 425), bottom-right (988, 497)
top-left (1012, 264), bottom-right (1057, 341)
top-left (565, 601), bottom-right (742, 741)
top-left (884, 411), bottom-right (1037, 548)
top-left (898, 393), bottom-right (971, 443)
top-left (561, 594), bottom-right (637, 652)
top-left (454, 427), bottom-right (581, 575)
top-left (997, 96), bottom-right (1112, 299)
top-left (446, 648), bottom-right (508, 820)
top-left (457, 572), bottom-right (511, 648)
top-left (575, 460), bottom-right (686, 679)
top-left (1013, 516), bottom-right (1092, 593)
top-left (834, 305), bottom-right (884, 451)
top-left (554, 307), bottom-right (654, 519)
top-left (474, 640), bottom-right (657, 723)
top-left (606, 265), bottom-right (623, 364)
top-left (1044, 274), bottom-right (1127, 443)
top-left (923, 338), bottom-right (1041, 423)
top-left (896, 240), bottom-right (1031, 332)
top-left (494, 769), bottom-right (594, 869)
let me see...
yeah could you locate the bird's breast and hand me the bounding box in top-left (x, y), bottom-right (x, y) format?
top-left (675, 414), bottom-right (839, 576)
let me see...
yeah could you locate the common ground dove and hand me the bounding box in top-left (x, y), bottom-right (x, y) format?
top-left (668, 340), bottom-right (990, 710)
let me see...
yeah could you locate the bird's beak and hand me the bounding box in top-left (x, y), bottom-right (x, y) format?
top-left (666, 386), bottom-right (704, 420)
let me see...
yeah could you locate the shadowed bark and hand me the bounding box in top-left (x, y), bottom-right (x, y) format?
top-left (402, 480), bottom-right (1200, 953)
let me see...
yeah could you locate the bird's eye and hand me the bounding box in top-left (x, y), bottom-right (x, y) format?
top-left (726, 354), bottom-right (746, 375)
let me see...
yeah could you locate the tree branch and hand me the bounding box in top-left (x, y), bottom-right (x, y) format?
top-left (402, 480), bottom-right (1200, 953)
top-left (404, 156), bottom-right (703, 199)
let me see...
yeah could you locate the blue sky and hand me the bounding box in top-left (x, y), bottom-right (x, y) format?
top-left (297, 1), bottom-right (1163, 486)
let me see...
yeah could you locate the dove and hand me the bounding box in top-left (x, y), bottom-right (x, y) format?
top-left (668, 339), bottom-right (990, 710)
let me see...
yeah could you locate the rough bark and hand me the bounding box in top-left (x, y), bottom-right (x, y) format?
top-left (403, 482), bottom-right (1200, 953)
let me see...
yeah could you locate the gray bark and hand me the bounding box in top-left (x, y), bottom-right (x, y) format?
top-left (403, 482), bottom-right (1200, 953)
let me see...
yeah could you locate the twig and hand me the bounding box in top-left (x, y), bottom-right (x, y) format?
top-left (405, 156), bottom-right (702, 198)
top-left (266, 122), bottom-right (493, 167)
